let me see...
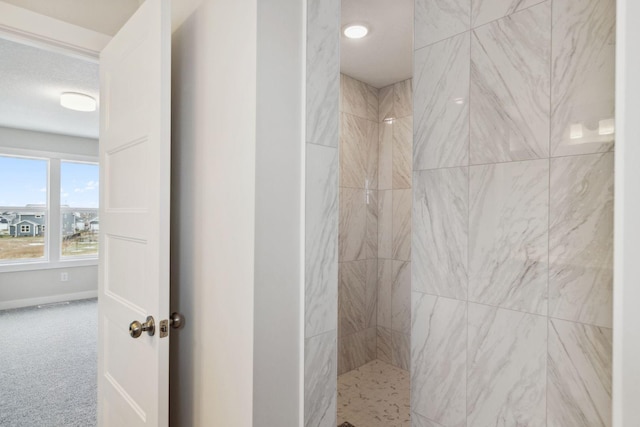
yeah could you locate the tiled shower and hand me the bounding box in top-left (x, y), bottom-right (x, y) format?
top-left (304, 0), bottom-right (614, 425)
top-left (338, 75), bottom-right (413, 375)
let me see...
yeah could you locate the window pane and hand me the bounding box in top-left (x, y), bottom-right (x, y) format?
top-left (61, 162), bottom-right (99, 258)
top-left (0, 155), bottom-right (48, 261)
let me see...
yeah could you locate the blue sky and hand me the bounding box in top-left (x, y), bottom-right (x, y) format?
top-left (0, 156), bottom-right (98, 208)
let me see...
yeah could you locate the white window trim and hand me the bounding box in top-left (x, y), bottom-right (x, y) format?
top-left (0, 148), bottom-right (99, 273)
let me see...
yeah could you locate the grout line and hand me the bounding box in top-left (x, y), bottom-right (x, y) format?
top-left (547, 2), bottom-right (553, 424)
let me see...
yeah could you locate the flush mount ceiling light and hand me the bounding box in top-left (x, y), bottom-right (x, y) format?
top-left (343, 24), bottom-right (369, 39)
top-left (60, 92), bottom-right (97, 112)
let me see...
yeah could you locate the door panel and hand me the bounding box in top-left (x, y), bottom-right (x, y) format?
top-left (98, 0), bottom-right (171, 425)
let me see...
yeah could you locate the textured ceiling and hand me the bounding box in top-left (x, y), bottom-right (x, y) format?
top-left (341, 0), bottom-right (414, 88)
top-left (0, 38), bottom-right (99, 139)
top-left (1, 0), bottom-right (142, 36)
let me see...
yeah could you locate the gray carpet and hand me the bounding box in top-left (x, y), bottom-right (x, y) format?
top-left (0, 299), bottom-right (97, 427)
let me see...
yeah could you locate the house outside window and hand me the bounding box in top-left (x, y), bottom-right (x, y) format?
top-left (0, 153), bottom-right (98, 268)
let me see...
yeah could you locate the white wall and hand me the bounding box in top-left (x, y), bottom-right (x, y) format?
top-left (0, 126), bottom-right (98, 309)
top-left (170, 0), bottom-right (304, 424)
top-left (614, 0), bottom-right (640, 425)
top-left (253, 0), bottom-right (304, 425)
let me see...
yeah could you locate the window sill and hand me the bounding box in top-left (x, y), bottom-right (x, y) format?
top-left (0, 258), bottom-right (98, 273)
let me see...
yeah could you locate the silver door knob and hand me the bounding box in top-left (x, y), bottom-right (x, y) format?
top-left (129, 315), bottom-right (155, 338)
top-left (170, 312), bottom-right (185, 329)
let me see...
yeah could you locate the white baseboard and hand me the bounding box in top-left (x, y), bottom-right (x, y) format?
top-left (0, 290), bottom-right (98, 310)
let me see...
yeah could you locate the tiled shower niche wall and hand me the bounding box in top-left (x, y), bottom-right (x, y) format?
top-left (338, 74), bottom-right (413, 375)
top-left (411, 0), bottom-right (614, 426)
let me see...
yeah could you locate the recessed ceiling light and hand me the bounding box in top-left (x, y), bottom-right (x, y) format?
top-left (60, 92), bottom-right (97, 112)
top-left (344, 24), bottom-right (369, 39)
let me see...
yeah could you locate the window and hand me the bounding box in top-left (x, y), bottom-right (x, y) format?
top-left (60, 161), bottom-right (99, 258)
top-left (0, 153), bottom-right (98, 268)
top-left (0, 155), bottom-right (48, 261)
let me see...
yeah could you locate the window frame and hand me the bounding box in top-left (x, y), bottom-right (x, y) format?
top-left (0, 147), bottom-right (98, 273)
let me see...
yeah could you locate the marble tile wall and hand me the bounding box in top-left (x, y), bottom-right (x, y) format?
top-left (338, 74), bottom-right (380, 374)
top-left (304, 0), bottom-right (340, 425)
top-left (377, 79), bottom-right (413, 372)
top-left (411, 1), bottom-right (615, 426)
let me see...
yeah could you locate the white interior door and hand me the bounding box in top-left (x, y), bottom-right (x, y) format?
top-left (97, 0), bottom-right (171, 425)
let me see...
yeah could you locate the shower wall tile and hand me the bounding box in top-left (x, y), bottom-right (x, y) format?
top-left (393, 116), bottom-right (412, 189)
top-left (468, 160), bottom-right (549, 315)
top-left (392, 261), bottom-right (411, 335)
top-left (467, 303), bottom-right (547, 427)
top-left (341, 74), bottom-right (378, 122)
top-left (306, 0), bottom-right (339, 148)
top-left (365, 190), bottom-right (378, 259)
top-left (339, 188), bottom-right (366, 262)
top-left (338, 260), bottom-right (377, 337)
top-left (379, 84), bottom-right (395, 123)
top-left (377, 259), bottom-right (393, 329)
top-left (305, 143), bottom-right (338, 337)
top-left (412, 168), bottom-right (468, 300)
top-left (391, 330), bottom-right (410, 371)
top-left (379, 119), bottom-right (393, 190)
top-left (392, 189), bottom-right (412, 261)
top-left (340, 113), bottom-right (378, 189)
top-left (411, 293), bottom-right (467, 427)
top-left (377, 326), bottom-right (393, 364)
top-left (549, 153), bottom-right (614, 328)
top-left (414, 33), bottom-right (470, 171)
top-left (415, 0), bottom-right (471, 50)
top-left (550, 0), bottom-right (616, 157)
top-left (412, 412), bottom-right (445, 427)
top-left (471, 0), bottom-right (544, 28)
top-left (394, 79), bottom-right (413, 118)
top-left (470, 2), bottom-right (550, 164)
top-left (548, 319), bottom-right (612, 427)
top-left (338, 327), bottom-right (377, 375)
top-left (304, 330), bottom-right (337, 427)
top-left (378, 190), bottom-right (393, 259)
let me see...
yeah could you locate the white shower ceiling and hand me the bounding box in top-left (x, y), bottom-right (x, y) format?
top-left (341, 0), bottom-right (414, 88)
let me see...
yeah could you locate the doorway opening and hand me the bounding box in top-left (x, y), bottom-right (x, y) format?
top-left (0, 36), bottom-right (100, 426)
top-left (337, 0), bottom-right (413, 425)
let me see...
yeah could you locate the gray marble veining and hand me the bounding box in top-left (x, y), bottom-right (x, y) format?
top-left (338, 327), bottom-right (377, 375)
top-left (305, 143), bottom-right (338, 337)
top-left (471, 0), bottom-right (544, 28)
top-left (414, 33), bottom-right (470, 171)
top-left (411, 293), bottom-right (467, 427)
top-left (391, 330), bottom-right (410, 371)
top-left (377, 326), bottom-right (393, 364)
top-left (377, 259), bottom-right (393, 329)
top-left (412, 168), bottom-right (468, 299)
top-left (304, 331), bottom-right (337, 427)
top-left (391, 261), bottom-right (411, 335)
top-left (393, 116), bottom-right (413, 189)
top-left (551, 0), bottom-right (615, 157)
top-left (339, 187), bottom-right (367, 262)
top-left (339, 260), bottom-right (377, 337)
top-left (467, 303), bottom-right (547, 427)
top-left (412, 412), bottom-right (445, 427)
top-left (378, 190), bottom-right (393, 259)
top-left (549, 153), bottom-right (614, 328)
top-left (340, 112), bottom-right (378, 189)
top-left (379, 118), bottom-right (394, 190)
top-left (469, 160), bottom-right (549, 315)
top-left (341, 74), bottom-right (378, 122)
top-left (394, 79), bottom-right (413, 119)
top-left (366, 190), bottom-right (378, 259)
top-left (306, 0), bottom-right (339, 147)
top-left (548, 319), bottom-right (612, 427)
top-left (470, 2), bottom-right (550, 164)
top-left (379, 84), bottom-right (395, 123)
top-left (415, 0), bottom-right (471, 50)
top-left (392, 189), bottom-right (412, 261)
